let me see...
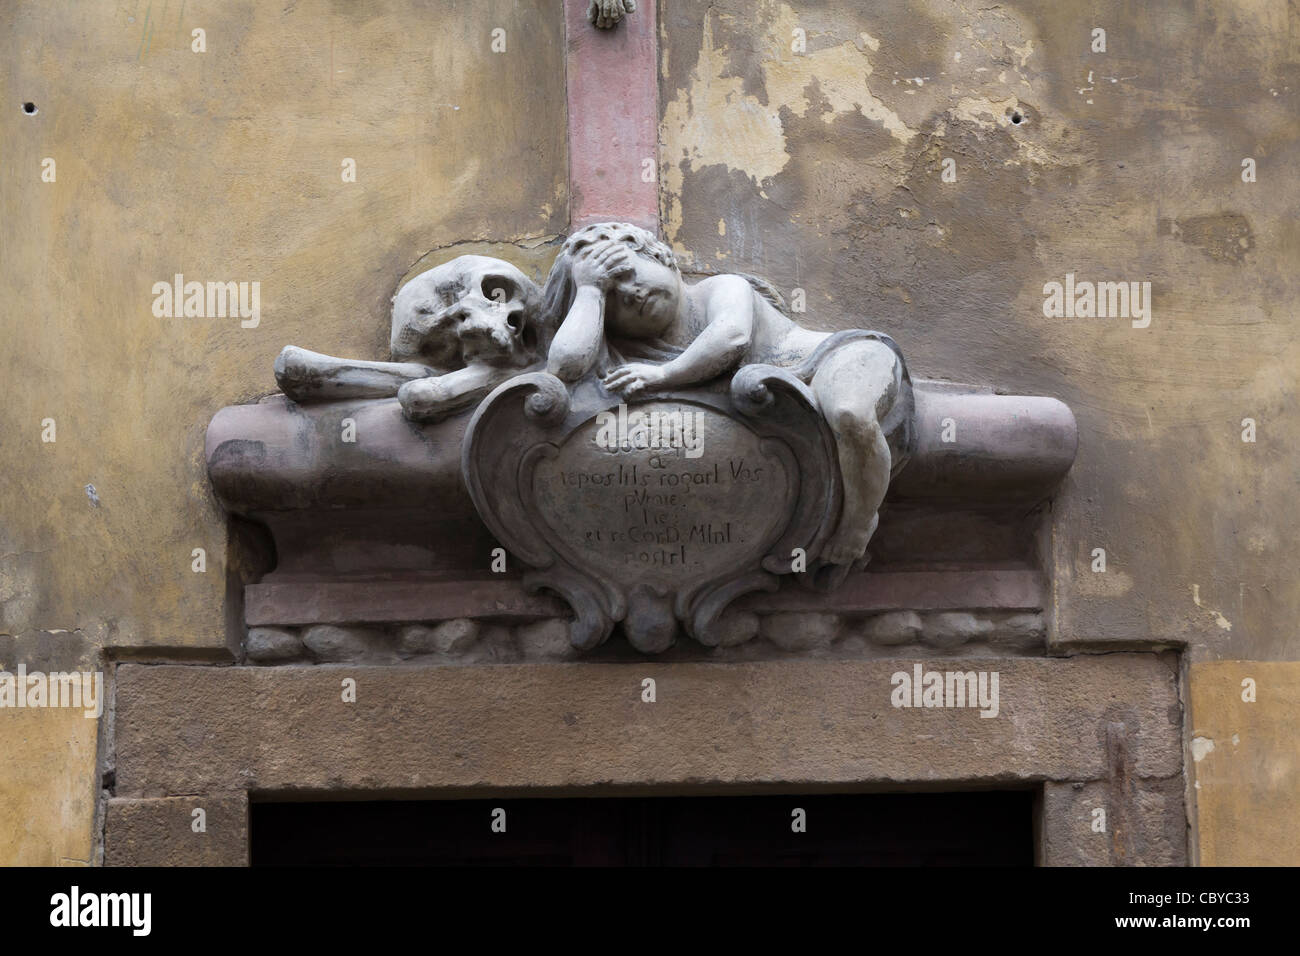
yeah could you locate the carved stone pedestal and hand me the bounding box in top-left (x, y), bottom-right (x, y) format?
top-left (206, 378), bottom-right (1075, 659)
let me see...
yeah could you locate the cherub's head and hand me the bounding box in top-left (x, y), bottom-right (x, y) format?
top-left (542, 222), bottom-right (683, 335)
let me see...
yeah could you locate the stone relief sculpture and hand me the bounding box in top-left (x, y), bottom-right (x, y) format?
top-left (540, 222), bottom-right (914, 569)
top-left (463, 224), bottom-right (918, 651)
top-left (270, 223), bottom-right (920, 652)
top-left (212, 220), bottom-right (1077, 658)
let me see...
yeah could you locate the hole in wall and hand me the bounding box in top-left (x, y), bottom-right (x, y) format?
top-left (22, 102), bottom-right (37, 115)
top-left (1010, 111), bottom-right (1023, 125)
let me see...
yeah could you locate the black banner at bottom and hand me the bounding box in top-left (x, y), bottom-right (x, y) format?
top-left (1, 865), bottom-right (1279, 944)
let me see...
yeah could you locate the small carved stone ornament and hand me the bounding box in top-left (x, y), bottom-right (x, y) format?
top-left (587, 0), bottom-right (635, 30)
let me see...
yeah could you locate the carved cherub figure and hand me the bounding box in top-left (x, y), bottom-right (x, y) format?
top-left (274, 255), bottom-right (548, 422)
top-left (541, 222), bottom-right (914, 568)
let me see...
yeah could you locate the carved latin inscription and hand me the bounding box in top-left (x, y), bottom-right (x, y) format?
top-left (532, 403), bottom-right (790, 593)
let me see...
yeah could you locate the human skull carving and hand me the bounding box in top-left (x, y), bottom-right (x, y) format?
top-left (273, 254), bottom-right (547, 423)
top-left (390, 256), bottom-right (543, 371)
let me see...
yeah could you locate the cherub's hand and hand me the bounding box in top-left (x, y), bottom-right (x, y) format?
top-left (602, 362), bottom-right (667, 397)
top-left (570, 240), bottom-right (634, 291)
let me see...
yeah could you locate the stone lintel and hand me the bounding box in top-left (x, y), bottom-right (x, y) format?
top-left (113, 655), bottom-right (1181, 799)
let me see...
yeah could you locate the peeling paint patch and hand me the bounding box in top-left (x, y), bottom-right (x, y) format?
top-left (950, 95), bottom-right (1020, 129)
top-left (1157, 214), bottom-right (1255, 263)
top-left (1191, 736), bottom-right (1216, 762)
top-left (1192, 584), bottom-right (1233, 631)
top-left (660, 0), bottom-right (915, 237)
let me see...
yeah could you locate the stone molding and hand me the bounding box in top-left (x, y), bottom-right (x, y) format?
top-left (242, 609), bottom-right (1048, 665)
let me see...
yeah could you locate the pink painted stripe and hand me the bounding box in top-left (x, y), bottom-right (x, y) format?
top-left (564, 0), bottom-right (659, 232)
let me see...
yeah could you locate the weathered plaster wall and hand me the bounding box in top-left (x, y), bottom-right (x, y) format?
top-left (1189, 661), bottom-right (1300, 866)
top-left (658, 0), bottom-right (1298, 863)
top-left (659, 0), bottom-right (1298, 659)
top-left (0, 707), bottom-right (98, 866)
top-left (0, 0), bottom-right (566, 864)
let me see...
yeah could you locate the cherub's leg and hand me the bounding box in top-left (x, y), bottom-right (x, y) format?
top-left (810, 341), bottom-right (899, 566)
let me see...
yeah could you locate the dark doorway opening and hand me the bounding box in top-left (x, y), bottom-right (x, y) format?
top-left (252, 790), bottom-right (1033, 866)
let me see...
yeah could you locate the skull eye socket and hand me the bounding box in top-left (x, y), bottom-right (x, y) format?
top-left (481, 274), bottom-right (517, 305)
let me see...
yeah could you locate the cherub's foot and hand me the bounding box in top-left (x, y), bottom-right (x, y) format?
top-left (821, 512), bottom-right (879, 566)
top-left (822, 527), bottom-right (870, 566)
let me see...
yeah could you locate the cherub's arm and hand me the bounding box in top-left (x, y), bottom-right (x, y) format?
top-left (660, 277), bottom-right (754, 386)
top-left (275, 345), bottom-right (436, 402)
top-left (603, 276), bottom-right (754, 395)
top-left (547, 243), bottom-right (633, 382)
top-left (547, 285), bottom-right (605, 383)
